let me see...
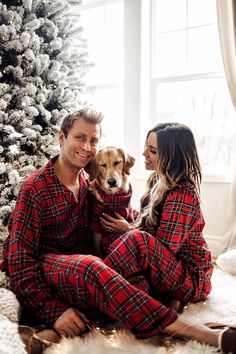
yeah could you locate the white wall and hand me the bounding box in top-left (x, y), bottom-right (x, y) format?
top-left (201, 181), bottom-right (230, 255)
top-left (130, 177), bottom-right (231, 257)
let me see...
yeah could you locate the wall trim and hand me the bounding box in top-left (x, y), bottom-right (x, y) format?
top-left (205, 234), bottom-right (222, 257)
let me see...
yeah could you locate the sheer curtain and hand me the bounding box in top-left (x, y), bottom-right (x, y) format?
top-left (216, 0), bottom-right (236, 252)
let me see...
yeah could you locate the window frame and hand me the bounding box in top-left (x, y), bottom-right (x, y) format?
top-left (149, 0), bottom-right (235, 181)
top-left (81, 0), bottom-right (234, 182)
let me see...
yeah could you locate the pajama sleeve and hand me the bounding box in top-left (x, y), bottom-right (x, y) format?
top-left (156, 189), bottom-right (205, 256)
top-left (6, 183), bottom-right (70, 325)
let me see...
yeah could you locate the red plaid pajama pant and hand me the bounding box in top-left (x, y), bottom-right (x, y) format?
top-left (41, 230), bottom-right (200, 338)
top-left (105, 230), bottom-right (197, 303)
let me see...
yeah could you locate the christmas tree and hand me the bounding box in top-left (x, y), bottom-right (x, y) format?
top-left (0, 0), bottom-right (91, 225)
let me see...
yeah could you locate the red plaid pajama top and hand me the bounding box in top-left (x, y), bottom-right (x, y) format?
top-left (1, 156), bottom-right (94, 324)
top-left (90, 184), bottom-right (136, 255)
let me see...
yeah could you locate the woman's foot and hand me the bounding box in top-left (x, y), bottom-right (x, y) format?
top-left (165, 318), bottom-right (236, 354)
top-left (164, 319), bottom-right (222, 349)
top-left (220, 327), bottom-right (236, 353)
top-left (205, 324), bottom-right (236, 354)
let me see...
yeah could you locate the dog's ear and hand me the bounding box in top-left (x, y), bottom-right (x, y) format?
top-left (119, 149), bottom-right (135, 175)
top-left (84, 159), bottom-right (97, 181)
top-left (124, 153), bottom-right (135, 175)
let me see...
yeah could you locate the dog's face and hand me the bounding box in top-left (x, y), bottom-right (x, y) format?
top-left (86, 147), bottom-right (135, 194)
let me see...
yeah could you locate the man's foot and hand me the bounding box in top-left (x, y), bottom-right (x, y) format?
top-left (18, 326), bottom-right (51, 354)
top-left (166, 299), bottom-right (186, 314)
top-left (36, 329), bottom-right (60, 343)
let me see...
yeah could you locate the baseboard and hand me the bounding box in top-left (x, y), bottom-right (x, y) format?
top-left (205, 234), bottom-right (222, 257)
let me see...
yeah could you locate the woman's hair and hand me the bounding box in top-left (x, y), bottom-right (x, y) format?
top-left (136, 122), bottom-right (202, 228)
top-left (61, 108), bottom-right (103, 138)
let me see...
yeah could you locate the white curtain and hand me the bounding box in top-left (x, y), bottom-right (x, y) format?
top-left (216, 0), bottom-right (236, 252)
top-left (222, 165), bottom-right (236, 252)
top-left (216, 0), bottom-right (236, 108)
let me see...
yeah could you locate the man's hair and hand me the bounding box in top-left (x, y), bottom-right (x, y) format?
top-left (60, 108), bottom-right (104, 137)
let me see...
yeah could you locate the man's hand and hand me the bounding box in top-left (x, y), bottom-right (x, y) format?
top-left (53, 308), bottom-right (89, 338)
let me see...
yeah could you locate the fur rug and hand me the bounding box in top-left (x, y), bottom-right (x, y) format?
top-left (45, 268), bottom-right (236, 354)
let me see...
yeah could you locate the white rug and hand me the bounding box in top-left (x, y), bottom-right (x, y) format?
top-left (45, 268), bottom-right (236, 354)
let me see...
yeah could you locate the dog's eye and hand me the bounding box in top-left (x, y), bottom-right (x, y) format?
top-left (100, 164), bottom-right (107, 168)
top-left (114, 161), bottom-right (121, 166)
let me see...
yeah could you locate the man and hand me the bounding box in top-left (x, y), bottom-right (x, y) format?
top-left (1, 108), bottom-right (103, 338)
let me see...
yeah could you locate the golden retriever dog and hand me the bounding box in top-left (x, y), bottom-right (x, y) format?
top-left (86, 146), bottom-right (136, 258)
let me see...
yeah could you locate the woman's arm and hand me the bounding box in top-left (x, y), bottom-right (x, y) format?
top-left (156, 188), bottom-right (205, 255)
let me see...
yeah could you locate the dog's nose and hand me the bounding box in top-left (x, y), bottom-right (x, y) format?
top-left (107, 178), bottom-right (117, 187)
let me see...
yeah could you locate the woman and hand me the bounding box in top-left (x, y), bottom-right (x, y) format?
top-left (100, 123), bottom-right (235, 352)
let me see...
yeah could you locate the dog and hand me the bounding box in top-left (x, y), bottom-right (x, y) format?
top-left (86, 146), bottom-right (136, 258)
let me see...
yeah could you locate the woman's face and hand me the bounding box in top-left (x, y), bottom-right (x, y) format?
top-left (143, 132), bottom-right (159, 170)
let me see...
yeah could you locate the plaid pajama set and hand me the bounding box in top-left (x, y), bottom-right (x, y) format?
top-left (90, 184), bottom-right (136, 255)
top-left (105, 186), bottom-right (213, 305)
top-left (1, 156), bottom-right (213, 338)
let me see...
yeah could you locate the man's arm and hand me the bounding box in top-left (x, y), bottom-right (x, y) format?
top-left (6, 183), bottom-right (70, 326)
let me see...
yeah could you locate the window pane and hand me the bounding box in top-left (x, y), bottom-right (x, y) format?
top-left (188, 0), bottom-right (217, 27)
top-left (153, 0), bottom-right (187, 33)
top-left (153, 31), bottom-right (186, 77)
top-left (152, 0), bottom-right (222, 77)
top-left (81, 1), bottom-right (124, 146)
top-left (187, 25), bottom-right (223, 73)
top-left (86, 86), bottom-right (124, 146)
top-left (155, 79), bottom-right (236, 168)
top-left (81, 1), bottom-right (124, 86)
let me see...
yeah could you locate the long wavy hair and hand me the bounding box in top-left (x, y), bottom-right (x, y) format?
top-left (135, 122), bottom-right (202, 229)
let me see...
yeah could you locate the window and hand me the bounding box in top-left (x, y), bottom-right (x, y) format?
top-left (81, 0), bottom-right (236, 179)
top-left (81, 0), bottom-right (124, 146)
top-left (151, 0), bottom-right (236, 176)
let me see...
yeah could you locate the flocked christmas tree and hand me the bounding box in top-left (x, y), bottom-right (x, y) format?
top-left (0, 0), bottom-right (91, 225)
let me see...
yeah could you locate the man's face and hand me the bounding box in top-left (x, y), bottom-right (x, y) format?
top-left (59, 117), bottom-right (100, 171)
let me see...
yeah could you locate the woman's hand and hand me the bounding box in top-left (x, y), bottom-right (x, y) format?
top-left (53, 308), bottom-right (89, 338)
top-left (100, 212), bottom-right (133, 234)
